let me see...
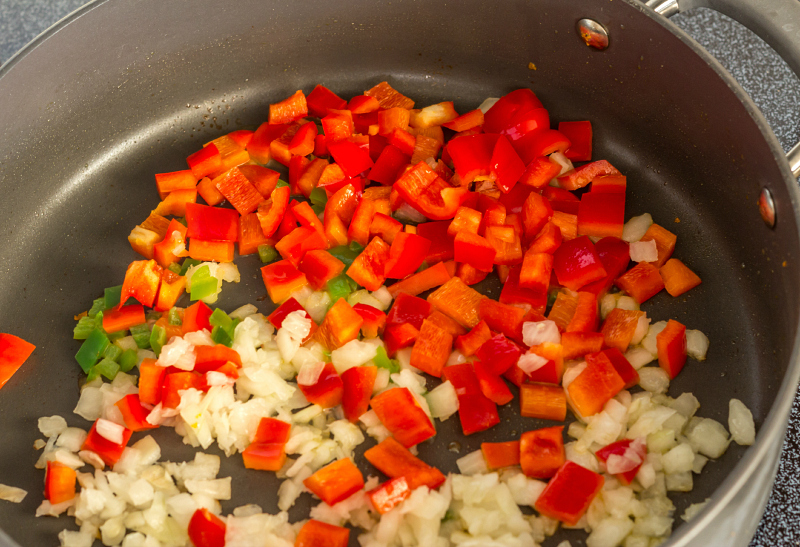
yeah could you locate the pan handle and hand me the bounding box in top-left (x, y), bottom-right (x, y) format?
top-left (646, 0), bottom-right (800, 178)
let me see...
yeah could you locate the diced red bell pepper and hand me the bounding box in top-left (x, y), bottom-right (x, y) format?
top-left (520, 426), bottom-right (565, 479)
top-left (454, 231), bottom-right (496, 272)
top-left (119, 259), bottom-right (162, 309)
top-left (657, 319), bottom-right (688, 379)
top-left (534, 461), bottom-right (604, 525)
top-left (417, 220), bottom-right (455, 263)
top-left (342, 365), bottom-right (378, 422)
top-left (519, 382), bottom-right (567, 421)
top-left (188, 239), bottom-right (234, 263)
top-left (448, 206), bottom-right (482, 236)
top-left (515, 129), bottom-right (571, 165)
top-left (481, 441), bottom-right (521, 470)
top-left (182, 301), bottom-right (213, 334)
top-left (307, 84), bottom-right (347, 117)
top-left (347, 236), bottom-right (391, 291)
top-left (581, 236), bottom-right (631, 296)
top-left (304, 457), bottom-right (364, 505)
top-left (276, 226), bottom-right (329, 267)
top-left (641, 223), bottom-right (677, 267)
top-left (427, 277), bottom-right (486, 329)
top-left (410, 134), bottom-right (442, 164)
top-left (367, 477), bottom-right (411, 514)
top-left (565, 291), bottom-right (598, 333)
top-left (267, 297), bottom-right (312, 332)
top-left (194, 344), bottom-right (243, 373)
top-left (660, 258), bottom-right (702, 297)
top-left (552, 236), bottom-right (607, 291)
top-left (364, 81), bottom-right (415, 109)
top-left (522, 342), bottom-right (564, 384)
top-left (499, 265), bottom-right (547, 313)
top-left (601, 308), bottom-right (645, 353)
top-left (212, 167), bottom-right (263, 216)
top-left (548, 290), bottom-right (579, 332)
top-left (155, 170), bottom-right (198, 200)
top-left (370, 387), bottom-right (436, 447)
top-left (352, 303), bottom-right (386, 339)
top-left (369, 144), bottom-right (410, 186)
top-left (102, 304), bottom-right (146, 334)
top-left (242, 443), bottom-right (287, 471)
top-left (378, 107), bottom-right (411, 135)
top-left (387, 261), bottom-right (452, 299)
top-left (567, 352), bottom-right (625, 417)
top-left (260, 259), bottom-right (309, 304)
top-left (227, 129), bottom-right (254, 149)
top-left (500, 107), bottom-right (550, 142)
top-left (289, 155), bottom-right (311, 193)
top-left (478, 298), bottom-right (527, 344)
top-left (299, 361), bottom-right (344, 409)
top-left (0, 333), bottom-right (35, 390)
top-left (252, 417), bottom-right (291, 444)
top-left (238, 212), bottom-right (272, 256)
top-left (558, 121), bottom-right (592, 162)
top-left (185, 202), bottom-right (239, 242)
top-left (153, 188), bottom-right (197, 218)
top-left (521, 192), bottom-right (554, 241)
top-left (347, 198), bottom-right (377, 248)
top-left (542, 186), bottom-right (580, 215)
top-left (409, 319), bottom-right (453, 378)
top-left (287, 119), bottom-right (318, 156)
top-left (395, 162), bottom-right (469, 220)
top-left (520, 155), bottom-right (562, 189)
top-left (138, 358), bottom-right (165, 405)
top-left (595, 438), bottom-right (647, 485)
top-left (577, 191), bottom-right (625, 239)
top-left (551, 211), bottom-right (578, 241)
top-left (369, 213), bottom-right (404, 245)
top-left (196, 176), bottom-right (225, 207)
top-left (247, 122), bottom-right (289, 164)
top-left (187, 144), bottom-right (222, 180)
top-left (561, 331), bottom-right (605, 361)
top-left (615, 262), bottom-right (665, 304)
top-left (519, 251), bottom-right (553, 297)
top-left (447, 134), bottom-right (499, 184)
top-left (443, 363), bottom-right (500, 435)
top-left (256, 186), bottom-right (290, 239)
top-left (387, 128), bottom-right (416, 157)
top-left (456, 262), bottom-right (489, 285)
top-left (348, 94), bottom-right (380, 114)
top-left (187, 508), bottom-right (226, 547)
top-left (313, 298), bottom-right (363, 350)
top-left (328, 138), bottom-right (374, 177)
top-left (600, 348), bottom-right (639, 389)
top-left (425, 309), bottom-right (467, 338)
top-left (557, 159), bottom-right (621, 191)
top-left (383, 323), bottom-right (420, 357)
top-left (591, 174), bottom-right (627, 193)
top-left (44, 461), bottom-right (77, 505)
top-left (162, 372), bottom-right (206, 409)
top-left (386, 293), bottom-right (431, 330)
top-left (295, 157), bottom-right (329, 197)
top-left (298, 250), bottom-right (346, 291)
top-left (455, 320), bottom-right (492, 357)
top-left (269, 89), bottom-right (307, 124)
top-left (483, 89), bottom-right (543, 134)
top-left (115, 394), bottom-right (158, 432)
top-left (473, 360), bottom-right (514, 405)
top-left (295, 519), bottom-right (349, 547)
top-left (363, 437), bottom-right (446, 491)
top-left (81, 420), bottom-right (133, 466)
top-left (442, 108), bottom-right (484, 132)
top-left (207, 134), bottom-right (250, 178)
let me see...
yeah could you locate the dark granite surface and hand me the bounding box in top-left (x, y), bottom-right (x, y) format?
top-left (1, 1), bottom-right (799, 546)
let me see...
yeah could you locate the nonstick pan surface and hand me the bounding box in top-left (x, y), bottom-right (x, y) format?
top-left (1, 1), bottom-right (800, 546)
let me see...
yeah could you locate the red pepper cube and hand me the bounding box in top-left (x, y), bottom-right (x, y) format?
top-left (534, 461), bottom-right (604, 525)
top-left (484, 225), bottom-right (523, 266)
top-left (256, 185), bottom-right (290, 239)
top-left (548, 290), bottom-right (579, 332)
top-left (342, 365), bottom-right (378, 423)
top-left (387, 293), bottom-right (432, 330)
top-left (369, 145), bottom-right (411, 186)
top-left (292, 201), bottom-right (327, 243)
top-left (596, 438), bottom-right (647, 485)
top-left (251, 417), bottom-right (291, 445)
top-left (247, 122), bottom-right (288, 164)
top-left (260, 259), bottom-right (309, 305)
top-left (519, 251), bottom-right (553, 296)
top-left (365, 81), bottom-right (415, 110)
top-left (304, 457), bottom-right (365, 505)
top-left (298, 362), bottom-right (343, 409)
top-left (115, 394), bottom-right (158, 432)
top-left (520, 426), bottom-right (565, 479)
top-left (473, 360), bottom-right (514, 405)
top-left (641, 223), bottom-right (677, 268)
top-left (448, 206), bottom-right (482, 237)
top-left (558, 121), bottom-right (593, 162)
top-left (499, 265), bottom-right (547, 314)
top-left (521, 192), bottom-right (554, 241)
top-left (601, 308), bottom-right (645, 353)
top-left (138, 358), bottom-right (166, 406)
top-left (600, 348), bottom-right (640, 389)
top-left (369, 213), bottom-right (404, 245)
top-left (307, 84), bottom-right (347, 118)
top-left (162, 372), bottom-right (206, 409)
top-left (242, 443), bottom-right (287, 472)
top-left (327, 138), bottom-right (374, 177)
top-left (561, 331), bottom-right (605, 361)
top-left (102, 304), bottom-right (146, 334)
top-left (442, 108), bottom-right (484, 132)
top-left (490, 135), bottom-right (526, 193)
top-left (119, 259), bottom-right (162, 309)
top-left (288, 121), bottom-right (318, 157)
top-left (659, 258), bottom-right (702, 297)
top-left (313, 298), bottom-right (363, 350)
top-left (591, 174), bottom-right (627, 193)
top-left (349, 94), bottom-right (380, 114)
top-left (483, 89), bottom-right (542, 133)
top-left (353, 303), bottom-right (386, 339)
top-left (551, 212), bottom-right (578, 240)
top-left (565, 291), bottom-right (599, 333)
top-left (187, 144), bottom-right (222, 180)
top-left (524, 342), bottom-right (565, 385)
top-left (383, 323), bottom-right (420, 357)
top-left (182, 301), bottom-right (213, 334)
top-left (267, 297), bottom-right (313, 331)
top-left (519, 383), bottom-right (567, 421)
top-left (409, 319), bottom-right (453, 378)
top-left (275, 226), bottom-right (328, 267)
top-left (155, 169), bottom-right (198, 200)
top-left (520, 155), bottom-right (562, 189)
top-left (384, 233), bottom-right (431, 279)
top-left (557, 159), bottom-right (621, 191)
top-left (212, 167), bottom-right (263, 216)
top-left (188, 239), bottom-right (235, 263)
top-left (188, 508), bottom-right (226, 547)
top-left (395, 164), bottom-right (469, 221)
top-left (347, 236), bottom-right (391, 291)
top-left (542, 186), bottom-right (580, 215)
top-left (499, 106), bottom-right (550, 143)
top-left (455, 320), bottom-right (492, 357)
top-left (475, 334), bottom-right (522, 376)
top-left (185, 202), bottom-right (239, 242)
top-left (453, 231), bottom-right (496, 273)
top-left (295, 519), bottom-right (350, 547)
top-left (443, 363), bottom-right (501, 435)
top-left (363, 437), bottom-right (446, 491)
top-left (370, 387), bottom-right (436, 447)
top-left (368, 477), bottom-right (412, 515)
top-left (577, 192), bottom-right (625, 239)
top-left (269, 90), bottom-right (307, 124)
top-left (194, 344), bottom-right (243, 373)
top-left (416, 220), bottom-right (455, 264)
top-left (298, 250), bottom-right (345, 291)
top-left (567, 352), bottom-right (626, 418)
top-left (657, 319), bottom-right (688, 379)
top-left (514, 129), bottom-right (571, 165)
top-left (481, 441), bottom-right (521, 470)
top-left (615, 262), bottom-right (665, 304)
top-left (581, 236), bottom-right (631, 297)
top-left (553, 236), bottom-right (607, 291)
top-left (378, 107), bottom-right (411, 136)
top-left (44, 461), bottom-right (77, 505)
top-left (81, 420), bottom-right (133, 466)
top-left (427, 277), bottom-right (486, 329)
top-left (447, 134), bottom-right (499, 184)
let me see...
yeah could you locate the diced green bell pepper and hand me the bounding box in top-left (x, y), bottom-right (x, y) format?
top-left (257, 244), bottom-right (279, 264)
top-left (75, 329), bottom-right (110, 373)
top-left (130, 323), bottom-right (152, 349)
top-left (104, 285), bottom-right (123, 310)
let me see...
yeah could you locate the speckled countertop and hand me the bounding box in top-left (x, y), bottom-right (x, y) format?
top-left (2, 1), bottom-right (800, 546)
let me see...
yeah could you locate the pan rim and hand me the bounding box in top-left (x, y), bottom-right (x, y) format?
top-left (1, 1), bottom-right (800, 545)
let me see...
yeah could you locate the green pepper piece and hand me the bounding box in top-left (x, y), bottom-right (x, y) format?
top-left (167, 262), bottom-right (182, 275)
top-left (309, 187), bottom-right (328, 208)
top-left (104, 285), bottom-right (123, 310)
top-left (327, 274), bottom-right (355, 304)
top-left (374, 346), bottom-right (401, 373)
top-left (276, 180), bottom-right (290, 188)
top-left (190, 265), bottom-right (218, 301)
top-left (102, 344), bottom-right (123, 362)
top-left (130, 323), bottom-right (152, 349)
top-left (75, 329), bottom-right (110, 373)
top-left (118, 349), bottom-right (139, 373)
top-left (93, 358), bottom-right (120, 380)
top-left (73, 316), bottom-right (96, 340)
top-left (179, 258), bottom-right (202, 276)
top-left (167, 307), bottom-right (182, 326)
top-left (88, 297), bottom-right (105, 319)
top-left (149, 324), bottom-right (167, 356)
top-left (348, 240), bottom-right (365, 254)
top-left (257, 244), bottom-right (279, 264)
top-left (328, 246), bottom-right (360, 269)
top-left (211, 325), bottom-right (233, 347)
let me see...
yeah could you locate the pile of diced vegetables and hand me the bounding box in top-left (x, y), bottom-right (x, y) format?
top-left (2, 82), bottom-right (761, 547)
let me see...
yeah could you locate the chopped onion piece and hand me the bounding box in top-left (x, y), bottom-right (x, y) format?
top-left (629, 239), bottom-right (658, 263)
top-left (729, 398), bottom-right (755, 445)
top-left (630, 315), bottom-right (651, 346)
top-left (95, 418), bottom-right (125, 445)
top-left (549, 151), bottom-right (574, 176)
top-left (518, 352), bottom-right (549, 375)
top-left (686, 329), bottom-right (710, 361)
top-left (157, 336), bottom-right (196, 370)
top-left (370, 286), bottom-right (393, 311)
top-left (638, 367), bottom-right (670, 394)
top-left (687, 418), bottom-right (730, 458)
top-left (641, 321), bottom-right (667, 355)
top-left (0, 484), bottom-right (27, 503)
top-left (478, 97), bottom-right (499, 113)
top-left (456, 450), bottom-right (489, 476)
top-left (38, 415), bottom-right (68, 438)
top-left (426, 381), bottom-right (459, 420)
top-left (682, 499), bottom-right (710, 522)
top-left (600, 293), bottom-right (619, 319)
top-left (229, 304), bottom-right (258, 320)
top-left (297, 362), bottom-right (325, 386)
top-left (522, 320), bottom-right (561, 346)
top-left (624, 347), bottom-right (654, 370)
top-left (616, 296), bottom-right (639, 311)
top-left (622, 213), bottom-right (653, 242)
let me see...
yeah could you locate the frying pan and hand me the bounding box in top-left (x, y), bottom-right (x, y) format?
top-left (1, 0), bottom-right (799, 545)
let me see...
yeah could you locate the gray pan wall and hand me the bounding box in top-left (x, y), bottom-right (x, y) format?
top-left (1, 1), bottom-right (799, 546)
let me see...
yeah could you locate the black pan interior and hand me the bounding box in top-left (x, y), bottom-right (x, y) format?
top-left (0, 1), bottom-right (798, 545)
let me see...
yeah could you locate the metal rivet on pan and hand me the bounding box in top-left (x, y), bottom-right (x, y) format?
top-left (644, 0), bottom-right (681, 17)
top-left (759, 188), bottom-right (776, 228)
top-left (577, 19), bottom-right (609, 50)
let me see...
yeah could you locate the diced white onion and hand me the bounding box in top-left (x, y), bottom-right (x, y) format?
top-left (478, 97), bottom-right (500, 113)
top-left (0, 484), bottom-right (27, 503)
top-left (549, 151), bottom-right (574, 176)
top-left (641, 321), bottom-right (667, 355)
top-left (622, 213), bottom-right (653, 242)
top-left (629, 239), bottom-right (658, 263)
top-left (686, 329), bottom-right (710, 361)
top-left (157, 336), bottom-right (196, 371)
top-left (297, 362), bottom-right (325, 386)
top-left (522, 320), bottom-right (561, 346)
top-left (331, 339), bottom-right (377, 374)
top-left (729, 398), bottom-right (755, 446)
top-left (624, 347), bottom-right (654, 370)
top-left (630, 315), bottom-right (651, 346)
top-left (95, 418), bottom-right (125, 445)
top-left (517, 352), bottom-right (549, 375)
top-left (426, 381), bottom-right (459, 420)
top-left (687, 418), bottom-right (730, 458)
top-left (38, 416), bottom-right (68, 438)
top-left (456, 450), bottom-right (489, 475)
top-left (229, 304), bottom-right (258, 320)
top-left (370, 287), bottom-right (393, 311)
